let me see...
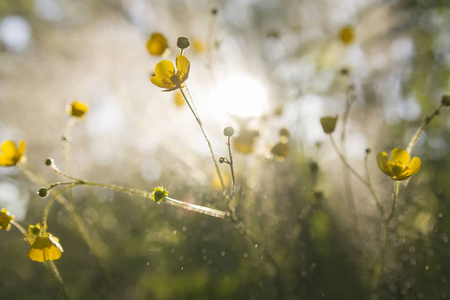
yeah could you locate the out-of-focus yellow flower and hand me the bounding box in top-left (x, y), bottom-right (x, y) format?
top-left (234, 129), bottom-right (259, 154)
top-left (192, 38), bottom-right (206, 53)
top-left (0, 208), bottom-right (14, 231)
top-left (151, 186), bottom-right (168, 203)
top-left (66, 101), bottom-right (89, 118)
top-left (271, 141), bottom-right (289, 161)
top-left (174, 91), bottom-right (185, 107)
top-left (150, 55), bottom-right (190, 92)
top-left (146, 33), bottom-right (168, 56)
top-left (339, 26), bottom-right (355, 45)
top-left (0, 140), bottom-right (26, 167)
top-left (27, 233), bottom-right (63, 262)
top-left (320, 116), bottom-right (338, 134)
top-left (376, 148), bottom-right (421, 181)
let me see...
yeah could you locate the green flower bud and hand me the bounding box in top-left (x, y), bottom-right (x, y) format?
top-left (441, 94), bottom-right (450, 107)
top-left (177, 37), bottom-right (190, 50)
top-left (320, 116), bottom-right (338, 134)
top-left (223, 127), bottom-right (234, 137)
top-left (38, 188), bottom-right (49, 198)
top-left (45, 158), bottom-right (54, 166)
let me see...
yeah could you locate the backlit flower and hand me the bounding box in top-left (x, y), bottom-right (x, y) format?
top-left (234, 129), bottom-right (259, 154)
top-left (376, 148), bottom-right (421, 181)
top-left (66, 101), bottom-right (88, 118)
top-left (27, 233), bottom-right (64, 262)
top-left (151, 186), bottom-right (168, 203)
top-left (146, 33), bottom-right (168, 56)
top-left (0, 140), bottom-right (26, 167)
top-left (0, 208), bottom-right (14, 231)
top-left (151, 55), bottom-right (190, 92)
top-left (320, 116), bottom-right (338, 134)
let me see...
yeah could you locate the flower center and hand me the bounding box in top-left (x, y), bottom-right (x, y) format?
top-left (170, 74), bottom-right (182, 85)
top-left (391, 164), bottom-right (404, 175)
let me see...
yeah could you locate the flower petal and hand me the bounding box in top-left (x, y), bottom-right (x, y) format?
top-left (18, 140), bottom-right (26, 157)
top-left (154, 60), bottom-right (175, 78)
top-left (376, 151), bottom-right (392, 176)
top-left (406, 157), bottom-right (421, 177)
top-left (176, 55), bottom-right (190, 82)
top-left (150, 76), bottom-right (168, 88)
top-left (1, 140), bottom-right (16, 157)
top-left (391, 148), bottom-right (410, 167)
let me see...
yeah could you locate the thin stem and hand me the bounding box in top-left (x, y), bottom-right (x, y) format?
top-left (329, 135), bottom-right (384, 216)
top-left (179, 87), bottom-right (226, 192)
top-left (47, 164), bottom-right (230, 219)
top-left (406, 104), bottom-right (444, 155)
top-left (227, 136), bottom-right (237, 208)
top-left (10, 220), bottom-right (27, 237)
top-left (47, 260), bottom-right (69, 300)
top-left (42, 185), bottom-right (79, 231)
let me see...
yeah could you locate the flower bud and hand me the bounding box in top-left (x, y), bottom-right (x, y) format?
top-left (38, 188), bottom-right (49, 198)
top-left (320, 116), bottom-right (338, 134)
top-left (177, 37), bottom-right (190, 50)
top-left (45, 158), bottom-right (54, 166)
top-left (441, 94), bottom-right (450, 107)
top-left (219, 156), bottom-right (226, 164)
top-left (223, 127), bottom-right (234, 137)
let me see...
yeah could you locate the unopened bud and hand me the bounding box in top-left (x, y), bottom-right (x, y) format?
top-left (223, 127), bottom-right (234, 137)
top-left (177, 37), bottom-right (190, 50)
top-left (45, 158), bottom-right (54, 166)
top-left (219, 157), bottom-right (226, 164)
top-left (38, 188), bottom-right (49, 198)
top-left (441, 94), bottom-right (450, 107)
top-left (320, 116), bottom-right (338, 134)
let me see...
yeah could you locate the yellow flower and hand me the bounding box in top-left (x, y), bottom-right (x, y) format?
top-left (376, 148), bottom-right (421, 181)
top-left (146, 33), bottom-right (168, 56)
top-left (192, 38), bottom-right (206, 53)
top-left (339, 26), bottom-right (355, 45)
top-left (27, 233), bottom-right (64, 262)
top-left (0, 140), bottom-right (26, 167)
top-left (0, 208), bottom-right (14, 231)
top-left (234, 129), bottom-right (259, 154)
top-left (66, 101), bottom-right (88, 118)
top-left (270, 141), bottom-right (289, 161)
top-left (150, 55), bottom-right (190, 92)
top-left (151, 186), bottom-right (168, 203)
top-left (174, 91), bottom-right (185, 107)
top-left (25, 223), bottom-right (42, 244)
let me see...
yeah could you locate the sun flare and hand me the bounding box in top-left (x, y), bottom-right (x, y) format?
top-left (215, 75), bottom-right (268, 118)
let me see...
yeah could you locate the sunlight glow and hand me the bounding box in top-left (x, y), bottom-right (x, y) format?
top-left (215, 75), bottom-right (268, 117)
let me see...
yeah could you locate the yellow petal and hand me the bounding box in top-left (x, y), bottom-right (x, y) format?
top-left (150, 76), bottom-right (168, 88)
top-left (18, 140), bottom-right (26, 157)
top-left (146, 33), bottom-right (168, 56)
top-left (406, 157), bottom-right (421, 176)
top-left (0, 154), bottom-right (13, 166)
top-left (391, 148), bottom-right (410, 167)
top-left (154, 60), bottom-right (175, 78)
top-left (176, 55), bottom-right (190, 81)
top-left (1, 140), bottom-right (16, 157)
top-left (376, 151), bottom-right (392, 175)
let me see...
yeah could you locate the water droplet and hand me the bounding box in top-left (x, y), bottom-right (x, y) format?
top-left (182, 225), bottom-right (187, 232)
top-left (146, 261), bottom-right (150, 266)
top-left (438, 212), bottom-right (443, 218)
top-left (173, 230), bottom-right (177, 234)
top-left (425, 265), bottom-right (429, 270)
top-left (243, 253), bottom-right (248, 258)
top-left (255, 244), bottom-right (258, 248)
top-left (181, 267), bottom-right (184, 271)
top-left (221, 251), bottom-right (226, 256)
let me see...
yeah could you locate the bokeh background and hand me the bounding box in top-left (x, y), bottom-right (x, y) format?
top-left (0, 0), bottom-right (450, 299)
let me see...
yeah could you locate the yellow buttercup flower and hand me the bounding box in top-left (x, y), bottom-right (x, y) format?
top-left (234, 129), bottom-right (260, 154)
top-left (151, 186), bottom-right (168, 203)
top-left (0, 140), bottom-right (26, 167)
top-left (66, 101), bottom-right (88, 118)
top-left (150, 55), bottom-right (190, 92)
top-left (339, 26), bottom-right (355, 45)
top-left (376, 148), bottom-right (421, 181)
top-left (147, 33), bottom-right (168, 56)
top-left (27, 233), bottom-right (64, 262)
top-left (0, 208), bottom-right (14, 231)
top-left (174, 91), bottom-right (185, 107)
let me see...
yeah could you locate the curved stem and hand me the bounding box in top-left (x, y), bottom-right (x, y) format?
top-left (47, 260), bottom-right (69, 300)
top-left (227, 136), bottom-right (237, 208)
top-left (179, 87), bottom-right (226, 193)
top-left (10, 220), bottom-right (27, 237)
top-left (406, 104), bottom-right (443, 155)
top-left (329, 135), bottom-right (384, 216)
top-left (42, 185), bottom-right (79, 231)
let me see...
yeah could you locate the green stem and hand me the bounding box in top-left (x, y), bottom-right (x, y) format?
top-left (47, 260), bottom-right (69, 300)
top-left (10, 220), bottom-right (27, 237)
top-left (329, 135), bottom-right (384, 216)
top-left (227, 136), bottom-right (237, 208)
top-left (406, 104), bottom-right (444, 155)
top-left (42, 185), bottom-right (78, 231)
top-left (179, 87), bottom-right (226, 192)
